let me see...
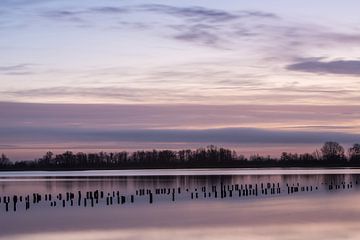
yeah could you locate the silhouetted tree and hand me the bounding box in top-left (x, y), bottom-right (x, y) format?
top-left (38, 151), bottom-right (53, 167)
top-left (280, 152), bottom-right (299, 162)
top-left (321, 142), bottom-right (345, 162)
top-left (4, 143), bottom-right (360, 171)
top-left (0, 153), bottom-right (11, 167)
top-left (349, 143), bottom-right (360, 162)
top-left (299, 153), bottom-right (317, 162)
top-left (76, 152), bottom-right (88, 167)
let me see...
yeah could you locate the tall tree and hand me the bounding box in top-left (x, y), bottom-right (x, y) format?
top-left (0, 153), bottom-right (11, 166)
top-left (349, 143), bottom-right (360, 162)
top-left (321, 142), bottom-right (345, 162)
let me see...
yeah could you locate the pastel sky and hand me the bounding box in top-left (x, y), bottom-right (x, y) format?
top-left (1, 0), bottom-right (360, 159)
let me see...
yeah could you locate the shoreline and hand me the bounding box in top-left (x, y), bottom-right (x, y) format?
top-left (2, 167), bottom-right (360, 178)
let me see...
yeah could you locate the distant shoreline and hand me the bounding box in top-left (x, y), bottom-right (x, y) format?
top-left (2, 167), bottom-right (360, 178)
top-left (1, 143), bottom-right (359, 171)
top-left (2, 164), bottom-right (360, 172)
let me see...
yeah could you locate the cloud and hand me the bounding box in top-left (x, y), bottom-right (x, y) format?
top-left (0, 0), bottom-right (48, 8)
top-left (90, 6), bottom-right (128, 14)
top-left (287, 59), bottom-right (360, 76)
top-left (138, 4), bottom-right (239, 23)
top-left (1, 102), bottom-right (359, 131)
top-left (0, 64), bottom-right (27, 71)
top-left (42, 6), bottom-right (129, 24)
top-left (2, 102), bottom-right (360, 160)
top-left (38, 4), bottom-right (277, 48)
top-left (139, 4), bottom-right (278, 23)
top-left (137, 4), bottom-right (278, 48)
top-left (1, 126), bottom-right (359, 145)
top-left (238, 11), bottom-right (278, 19)
top-left (3, 1), bottom-right (360, 53)
top-left (2, 86), bottom-right (209, 103)
top-left (42, 4), bottom-right (269, 28)
top-left (1, 102), bottom-right (359, 159)
top-left (45, 6), bottom-right (128, 17)
top-left (42, 9), bottom-right (89, 23)
top-left (171, 24), bottom-right (222, 47)
top-left (0, 64), bottom-right (34, 75)
top-left (285, 125), bottom-right (357, 131)
top-left (2, 80), bottom-right (360, 105)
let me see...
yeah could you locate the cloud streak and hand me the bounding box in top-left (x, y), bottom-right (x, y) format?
top-left (0, 64), bottom-right (34, 75)
top-left (44, 6), bottom-right (129, 18)
top-left (1, 102), bottom-right (359, 131)
top-left (2, 82), bottom-right (360, 105)
top-left (0, 0), bottom-right (48, 8)
top-left (2, 86), bottom-right (210, 103)
top-left (287, 59), bottom-right (360, 76)
top-left (38, 4), bottom-right (278, 48)
top-left (1, 126), bottom-right (359, 145)
top-left (142, 5), bottom-right (278, 48)
top-left (139, 4), bottom-right (236, 22)
top-left (91, 6), bottom-right (128, 14)
top-left (171, 24), bottom-right (222, 47)
top-left (138, 4), bottom-right (278, 22)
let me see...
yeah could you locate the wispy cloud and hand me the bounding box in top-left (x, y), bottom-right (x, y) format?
top-left (3, 81), bottom-right (360, 105)
top-left (1, 102), bottom-right (359, 131)
top-left (3, 1), bottom-right (360, 52)
top-left (22, 2), bottom-right (360, 53)
top-left (0, 64), bottom-right (34, 75)
top-left (2, 2), bottom-right (360, 107)
top-left (42, 9), bottom-right (86, 22)
top-left (287, 59), bottom-right (360, 76)
top-left (90, 6), bottom-right (128, 14)
top-left (137, 4), bottom-right (239, 23)
top-left (1, 126), bottom-right (359, 145)
top-left (2, 86), bottom-right (209, 103)
top-left (0, 0), bottom-right (48, 9)
top-left (37, 4), bottom-right (278, 48)
top-left (138, 4), bottom-right (278, 22)
top-left (1, 102), bottom-right (359, 159)
top-left (44, 6), bottom-right (129, 19)
top-left (136, 4), bottom-right (278, 48)
top-left (171, 24), bottom-right (222, 47)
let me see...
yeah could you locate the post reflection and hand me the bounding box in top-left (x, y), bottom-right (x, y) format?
top-left (1, 174), bottom-right (359, 213)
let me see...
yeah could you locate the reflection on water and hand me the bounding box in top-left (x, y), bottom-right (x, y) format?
top-left (1, 170), bottom-right (360, 240)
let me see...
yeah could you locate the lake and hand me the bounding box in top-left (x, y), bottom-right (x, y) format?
top-left (1, 168), bottom-right (360, 240)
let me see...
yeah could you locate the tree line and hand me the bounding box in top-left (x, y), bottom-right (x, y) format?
top-left (1, 142), bottom-right (360, 170)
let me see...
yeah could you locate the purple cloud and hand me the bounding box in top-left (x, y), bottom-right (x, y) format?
top-left (0, 64), bottom-right (34, 75)
top-left (90, 7), bottom-right (128, 14)
top-left (1, 126), bottom-right (359, 145)
top-left (1, 101), bottom-right (359, 132)
top-left (172, 24), bottom-right (221, 47)
top-left (287, 59), bottom-right (360, 75)
top-left (138, 4), bottom-right (239, 23)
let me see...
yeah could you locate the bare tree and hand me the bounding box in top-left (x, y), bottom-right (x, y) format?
top-left (321, 142), bottom-right (345, 162)
top-left (349, 143), bottom-right (360, 162)
top-left (0, 153), bottom-right (11, 166)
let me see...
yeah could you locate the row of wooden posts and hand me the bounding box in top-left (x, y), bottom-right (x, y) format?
top-left (0, 180), bottom-right (357, 212)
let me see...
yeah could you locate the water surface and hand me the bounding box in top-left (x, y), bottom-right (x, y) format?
top-left (1, 168), bottom-right (360, 240)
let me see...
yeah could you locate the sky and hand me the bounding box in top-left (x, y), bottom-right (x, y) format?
top-left (1, 0), bottom-right (360, 160)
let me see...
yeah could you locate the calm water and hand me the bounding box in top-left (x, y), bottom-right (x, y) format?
top-left (1, 169), bottom-right (360, 240)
